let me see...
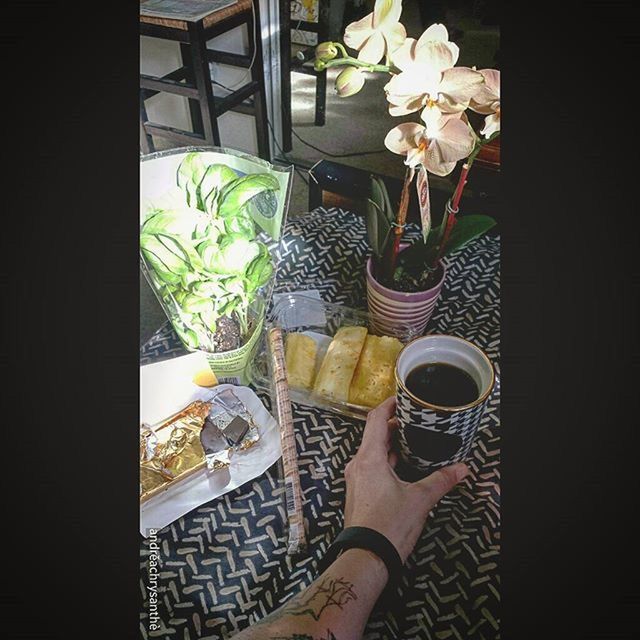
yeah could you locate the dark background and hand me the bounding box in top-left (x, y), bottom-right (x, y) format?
top-left (1, 1), bottom-right (639, 638)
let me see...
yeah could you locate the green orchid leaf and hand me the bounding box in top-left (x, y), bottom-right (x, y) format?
top-left (370, 175), bottom-right (395, 224)
top-left (197, 164), bottom-right (238, 214)
top-left (217, 173), bottom-right (280, 218)
top-left (394, 238), bottom-right (436, 275)
top-left (370, 175), bottom-right (385, 211)
top-left (365, 198), bottom-right (393, 259)
top-left (443, 215), bottom-right (497, 256)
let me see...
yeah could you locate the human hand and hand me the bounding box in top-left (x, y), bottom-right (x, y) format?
top-left (343, 396), bottom-right (471, 564)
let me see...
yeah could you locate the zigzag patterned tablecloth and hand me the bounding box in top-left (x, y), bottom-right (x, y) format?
top-left (140, 208), bottom-right (500, 640)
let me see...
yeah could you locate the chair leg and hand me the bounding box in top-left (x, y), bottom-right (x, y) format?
top-left (315, 0), bottom-right (330, 127)
top-left (139, 91), bottom-right (155, 154)
top-left (179, 43), bottom-right (205, 136)
top-left (188, 21), bottom-right (221, 147)
top-left (249, 3), bottom-right (271, 160)
top-left (279, 0), bottom-right (292, 152)
top-left (315, 69), bottom-right (327, 127)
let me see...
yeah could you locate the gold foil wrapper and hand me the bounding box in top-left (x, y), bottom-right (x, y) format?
top-left (140, 401), bottom-right (211, 503)
top-left (139, 395), bottom-right (261, 504)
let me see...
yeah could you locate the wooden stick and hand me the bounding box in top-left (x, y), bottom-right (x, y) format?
top-left (267, 327), bottom-right (307, 555)
top-left (385, 166), bottom-right (415, 282)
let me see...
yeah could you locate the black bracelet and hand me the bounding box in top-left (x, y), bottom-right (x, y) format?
top-left (317, 527), bottom-right (403, 607)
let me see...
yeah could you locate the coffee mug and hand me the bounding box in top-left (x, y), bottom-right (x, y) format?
top-left (395, 335), bottom-right (495, 476)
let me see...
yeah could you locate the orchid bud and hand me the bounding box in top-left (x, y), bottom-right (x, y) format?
top-left (315, 42), bottom-right (338, 62)
top-left (335, 67), bottom-right (365, 97)
top-left (314, 59), bottom-right (327, 72)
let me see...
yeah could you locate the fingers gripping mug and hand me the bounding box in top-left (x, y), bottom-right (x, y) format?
top-left (395, 335), bottom-right (496, 476)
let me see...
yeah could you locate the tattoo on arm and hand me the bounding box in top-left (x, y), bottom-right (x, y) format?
top-left (253, 575), bottom-right (356, 635)
top-left (284, 577), bottom-right (357, 621)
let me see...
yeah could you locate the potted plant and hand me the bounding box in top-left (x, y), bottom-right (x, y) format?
top-left (314, 1), bottom-right (500, 333)
top-left (140, 148), bottom-right (292, 382)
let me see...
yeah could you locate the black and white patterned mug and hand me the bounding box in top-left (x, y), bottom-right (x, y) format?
top-left (395, 335), bottom-right (495, 476)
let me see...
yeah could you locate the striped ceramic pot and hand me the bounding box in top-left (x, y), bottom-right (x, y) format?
top-left (366, 251), bottom-right (446, 335)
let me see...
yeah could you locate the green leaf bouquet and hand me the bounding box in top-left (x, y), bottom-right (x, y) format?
top-left (140, 151), bottom-right (284, 353)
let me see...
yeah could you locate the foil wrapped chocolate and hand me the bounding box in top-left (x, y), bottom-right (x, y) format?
top-left (200, 418), bottom-right (231, 471)
top-left (207, 388), bottom-right (260, 453)
top-left (140, 401), bottom-right (213, 503)
top-left (140, 392), bottom-right (261, 503)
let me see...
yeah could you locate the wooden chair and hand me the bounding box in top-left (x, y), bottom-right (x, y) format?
top-left (279, 0), bottom-right (332, 152)
top-left (139, 0), bottom-right (270, 159)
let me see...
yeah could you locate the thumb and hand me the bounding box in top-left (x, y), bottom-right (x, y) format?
top-left (415, 463), bottom-right (470, 505)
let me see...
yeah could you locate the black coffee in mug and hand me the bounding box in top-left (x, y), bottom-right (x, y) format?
top-left (405, 362), bottom-right (479, 407)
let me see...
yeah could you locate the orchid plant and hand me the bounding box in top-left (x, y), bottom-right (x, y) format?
top-left (314, 0), bottom-right (500, 291)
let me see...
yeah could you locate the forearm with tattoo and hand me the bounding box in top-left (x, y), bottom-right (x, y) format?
top-left (234, 549), bottom-right (388, 640)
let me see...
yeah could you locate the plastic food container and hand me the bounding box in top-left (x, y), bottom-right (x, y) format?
top-left (250, 293), bottom-right (419, 420)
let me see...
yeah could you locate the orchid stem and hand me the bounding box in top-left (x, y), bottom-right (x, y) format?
top-left (467, 130), bottom-right (501, 168)
top-left (452, 163), bottom-right (470, 211)
top-left (451, 131), bottom-right (500, 210)
top-left (334, 42), bottom-right (349, 58)
top-left (320, 56), bottom-right (397, 74)
top-left (434, 132), bottom-right (500, 265)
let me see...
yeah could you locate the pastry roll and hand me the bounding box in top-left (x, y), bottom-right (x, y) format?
top-left (285, 332), bottom-right (318, 391)
top-left (313, 326), bottom-right (368, 402)
top-left (349, 335), bottom-right (403, 408)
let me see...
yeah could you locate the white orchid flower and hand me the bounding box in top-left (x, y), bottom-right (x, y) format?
top-left (384, 23), bottom-right (484, 118)
top-left (343, 0), bottom-right (407, 65)
top-left (384, 113), bottom-right (475, 176)
top-left (392, 23), bottom-right (459, 72)
top-left (470, 69), bottom-right (500, 138)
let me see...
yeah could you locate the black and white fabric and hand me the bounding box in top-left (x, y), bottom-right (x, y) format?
top-left (140, 207), bottom-right (501, 640)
